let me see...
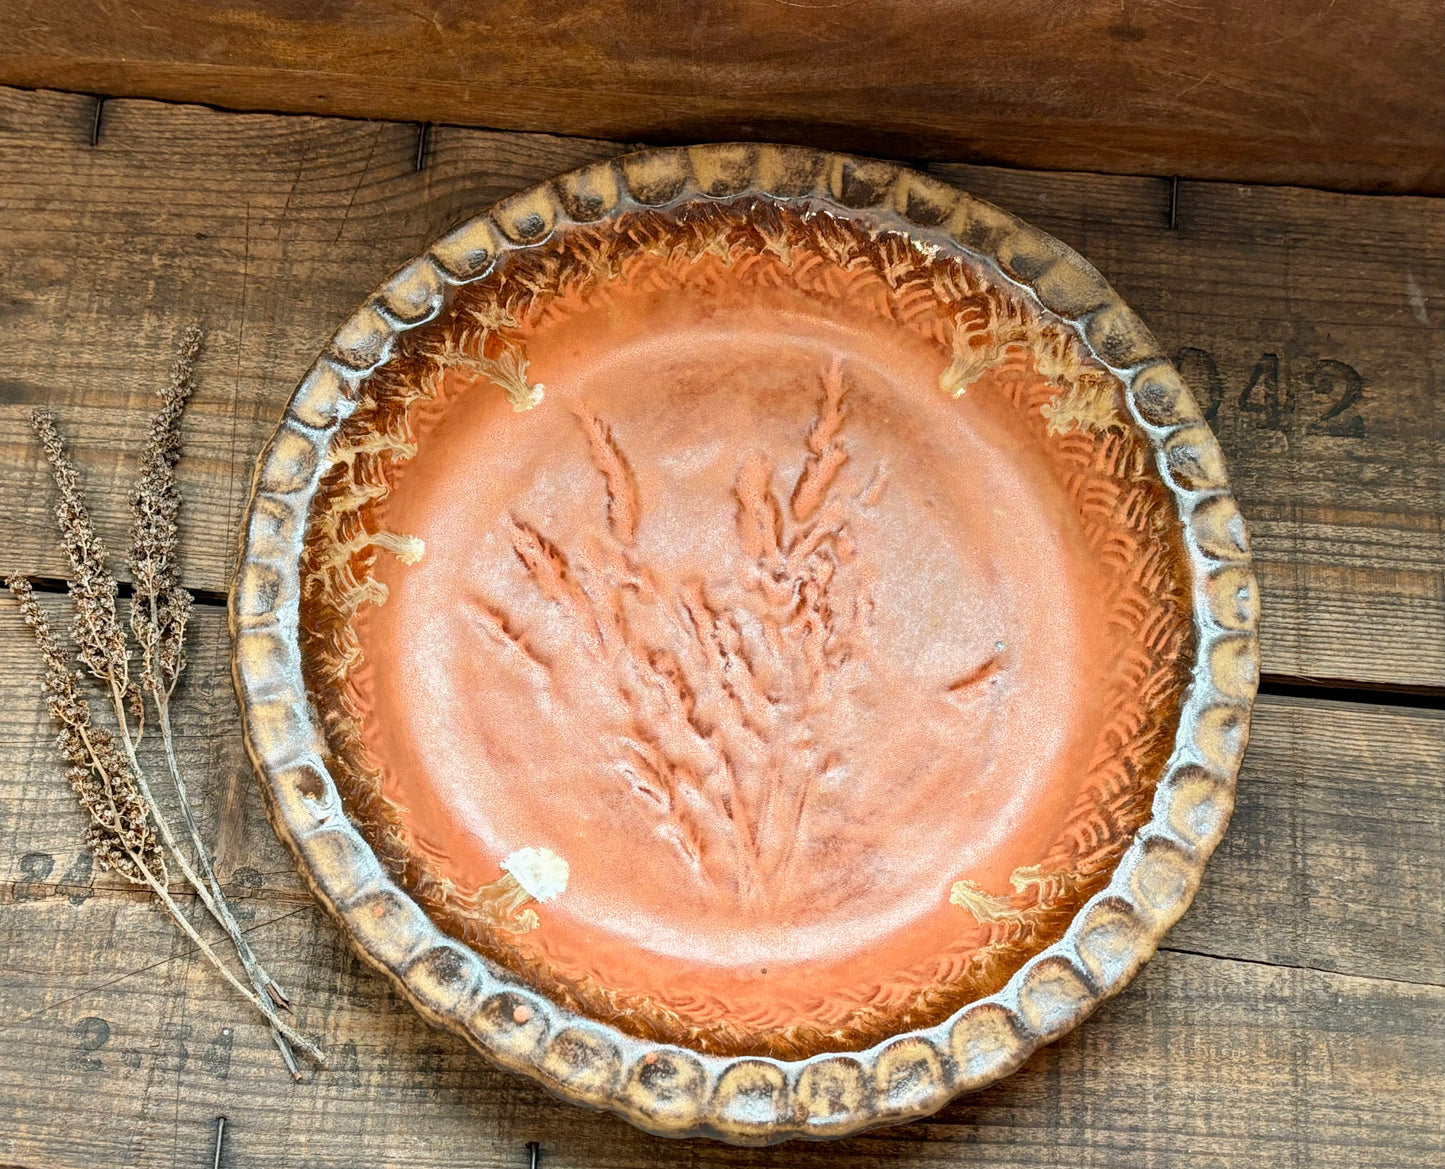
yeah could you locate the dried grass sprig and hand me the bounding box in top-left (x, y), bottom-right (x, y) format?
top-left (16, 329), bottom-right (321, 1078)
top-left (6, 577), bottom-right (320, 1067)
top-left (30, 409), bottom-right (141, 723)
top-left (33, 404), bottom-right (208, 897)
top-left (129, 324), bottom-right (200, 699)
top-left (9, 577), bottom-right (166, 883)
top-left (126, 326), bottom-right (297, 1036)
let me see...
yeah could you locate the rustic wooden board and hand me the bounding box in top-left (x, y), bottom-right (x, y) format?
top-left (3, 601), bottom-right (1441, 991)
top-left (1, 599), bottom-right (1441, 1166)
top-left (6, 617), bottom-right (1445, 982)
top-left (1, 1), bottom-right (1442, 193)
top-left (1, 88), bottom-right (1440, 686)
top-left (0, 53), bottom-right (1440, 1169)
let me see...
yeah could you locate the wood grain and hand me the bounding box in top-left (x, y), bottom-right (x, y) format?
top-left (1, 599), bottom-right (1441, 1165)
top-left (1, 87), bottom-right (1440, 686)
top-left (0, 1), bottom-right (1441, 193)
top-left (2, 916), bottom-right (1439, 1169)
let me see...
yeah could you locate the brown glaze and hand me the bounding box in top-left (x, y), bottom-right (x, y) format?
top-left (301, 201), bottom-right (1193, 1057)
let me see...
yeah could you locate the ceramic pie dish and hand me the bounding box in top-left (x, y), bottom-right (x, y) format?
top-left (231, 144), bottom-right (1258, 1144)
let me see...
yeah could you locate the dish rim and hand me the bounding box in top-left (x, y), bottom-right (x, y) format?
top-left (229, 142), bottom-right (1259, 1145)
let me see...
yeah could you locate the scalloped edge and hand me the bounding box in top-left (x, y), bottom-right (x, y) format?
top-left (230, 144), bottom-right (1259, 1145)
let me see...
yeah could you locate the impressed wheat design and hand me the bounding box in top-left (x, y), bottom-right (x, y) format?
top-left (467, 359), bottom-right (884, 909)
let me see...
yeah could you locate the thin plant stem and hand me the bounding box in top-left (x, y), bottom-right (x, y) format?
top-left (156, 688), bottom-right (291, 1008)
top-left (146, 586), bottom-right (293, 1012)
top-left (105, 677), bottom-right (301, 1072)
top-left (71, 713), bottom-right (322, 1073)
top-left (104, 679), bottom-right (219, 919)
top-left (138, 861), bottom-right (321, 1071)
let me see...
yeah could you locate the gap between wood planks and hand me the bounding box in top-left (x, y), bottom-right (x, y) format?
top-left (18, 574), bottom-right (1445, 711)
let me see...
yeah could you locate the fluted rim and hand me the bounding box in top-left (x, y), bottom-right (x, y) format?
top-left (230, 144), bottom-right (1259, 1145)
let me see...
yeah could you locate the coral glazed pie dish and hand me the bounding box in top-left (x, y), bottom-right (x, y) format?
top-left (231, 144), bottom-right (1259, 1144)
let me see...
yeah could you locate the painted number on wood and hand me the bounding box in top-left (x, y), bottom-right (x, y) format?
top-left (1174, 347), bottom-right (1366, 436)
top-left (13, 852), bottom-right (53, 900)
top-left (72, 1017), bottom-right (110, 1071)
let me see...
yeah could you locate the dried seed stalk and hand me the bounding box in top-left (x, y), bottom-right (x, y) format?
top-left (9, 576), bottom-right (166, 882)
top-left (31, 409), bottom-right (141, 724)
top-left (124, 326), bottom-right (297, 1059)
top-left (18, 330), bottom-right (320, 1077)
top-left (129, 325), bottom-right (199, 700)
top-left (7, 579), bottom-right (320, 1067)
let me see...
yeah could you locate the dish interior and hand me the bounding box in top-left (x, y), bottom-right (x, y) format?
top-left (301, 201), bottom-right (1194, 1057)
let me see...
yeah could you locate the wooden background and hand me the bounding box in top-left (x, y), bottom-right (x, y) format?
top-left (0, 14), bottom-right (1442, 1163)
top-left (2, 0), bottom-right (1442, 194)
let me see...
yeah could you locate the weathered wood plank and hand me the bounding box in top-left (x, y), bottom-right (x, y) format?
top-left (1166, 696), bottom-right (1444, 984)
top-left (0, 86), bottom-right (1440, 688)
top-left (0, 1), bottom-right (1441, 193)
top-left (1, 597), bottom-right (1441, 1168)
